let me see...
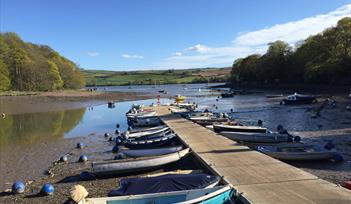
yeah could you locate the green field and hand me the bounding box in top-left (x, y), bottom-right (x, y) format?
top-left (83, 68), bottom-right (231, 86)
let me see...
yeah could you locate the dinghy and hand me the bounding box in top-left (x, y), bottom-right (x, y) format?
top-left (213, 124), bottom-right (267, 133)
top-left (124, 133), bottom-right (176, 149)
top-left (126, 110), bottom-right (156, 120)
top-left (108, 173), bottom-right (220, 196)
top-left (121, 146), bottom-right (184, 157)
top-left (92, 148), bottom-right (190, 176)
top-left (280, 93), bottom-right (317, 105)
top-left (257, 144), bottom-right (337, 161)
top-left (220, 131), bottom-right (289, 143)
top-left (190, 117), bottom-right (229, 126)
top-left (86, 185), bottom-right (233, 204)
top-left (128, 125), bottom-right (168, 133)
top-left (124, 126), bottom-right (170, 139)
top-left (133, 115), bottom-right (161, 127)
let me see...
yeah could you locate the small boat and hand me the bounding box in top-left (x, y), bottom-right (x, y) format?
top-left (86, 185), bottom-right (233, 204)
top-left (190, 117), bottom-right (229, 126)
top-left (123, 133), bottom-right (176, 149)
top-left (175, 94), bottom-right (186, 103)
top-left (125, 126), bottom-right (170, 139)
top-left (220, 131), bottom-right (289, 143)
top-left (121, 146), bottom-right (184, 157)
top-left (128, 125), bottom-right (168, 134)
top-left (257, 144), bottom-right (337, 161)
top-left (213, 124), bottom-right (267, 133)
top-left (126, 110), bottom-right (156, 119)
top-left (92, 148), bottom-right (190, 176)
top-left (280, 93), bottom-right (317, 105)
top-left (108, 173), bottom-right (220, 196)
top-left (133, 115), bottom-right (161, 127)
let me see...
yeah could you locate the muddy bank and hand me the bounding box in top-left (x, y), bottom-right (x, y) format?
top-left (0, 133), bottom-right (202, 204)
top-left (0, 90), bottom-right (152, 115)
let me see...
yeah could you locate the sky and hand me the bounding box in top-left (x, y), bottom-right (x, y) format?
top-left (1, 0), bottom-right (351, 71)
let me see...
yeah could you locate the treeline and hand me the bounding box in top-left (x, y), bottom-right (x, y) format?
top-left (0, 32), bottom-right (85, 91)
top-left (231, 17), bottom-right (351, 86)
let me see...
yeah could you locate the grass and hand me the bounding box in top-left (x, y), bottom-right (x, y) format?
top-left (83, 67), bottom-right (231, 86)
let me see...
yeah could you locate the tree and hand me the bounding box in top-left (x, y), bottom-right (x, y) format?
top-left (0, 59), bottom-right (10, 91)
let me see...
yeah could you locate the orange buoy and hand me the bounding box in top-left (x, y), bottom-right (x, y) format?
top-left (342, 181), bottom-right (351, 190)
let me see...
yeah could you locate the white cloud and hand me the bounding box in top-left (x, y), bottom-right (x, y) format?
top-left (87, 52), bottom-right (99, 57)
top-left (174, 52), bottom-right (183, 56)
top-left (184, 44), bottom-right (210, 54)
top-left (157, 4), bottom-right (351, 69)
top-left (121, 54), bottom-right (144, 59)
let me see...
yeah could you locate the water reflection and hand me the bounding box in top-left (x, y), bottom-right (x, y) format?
top-left (0, 108), bottom-right (86, 150)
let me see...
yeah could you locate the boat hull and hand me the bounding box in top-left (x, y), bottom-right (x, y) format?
top-left (213, 124), bottom-right (267, 133)
top-left (121, 146), bottom-right (184, 157)
top-left (92, 148), bottom-right (190, 176)
top-left (257, 144), bottom-right (337, 161)
top-left (85, 185), bottom-right (233, 204)
top-left (220, 131), bottom-right (289, 143)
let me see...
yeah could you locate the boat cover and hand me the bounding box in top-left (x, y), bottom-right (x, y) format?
top-left (108, 173), bottom-right (219, 196)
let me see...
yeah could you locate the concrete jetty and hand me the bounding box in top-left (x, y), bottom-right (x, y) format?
top-left (155, 106), bottom-right (351, 204)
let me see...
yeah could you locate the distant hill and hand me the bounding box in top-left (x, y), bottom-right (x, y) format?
top-left (83, 67), bottom-right (231, 86)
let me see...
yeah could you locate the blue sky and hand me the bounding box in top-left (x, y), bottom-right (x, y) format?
top-left (1, 0), bottom-right (351, 70)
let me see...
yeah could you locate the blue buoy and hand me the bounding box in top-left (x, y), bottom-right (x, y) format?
top-left (12, 181), bottom-right (25, 194)
top-left (79, 155), bottom-right (88, 162)
top-left (76, 142), bottom-right (84, 149)
top-left (60, 155), bottom-right (68, 162)
top-left (115, 138), bottom-right (122, 146)
top-left (108, 137), bottom-right (114, 142)
top-left (115, 129), bottom-right (120, 135)
top-left (116, 124), bottom-right (120, 128)
top-left (41, 183), bottom-right (54, 195)
top-left (127, 126), bottom-right (132, 131)
top-left (112, 146), bottom-right (119, 153)
top-left (104, 133), bottom-right (110, 137)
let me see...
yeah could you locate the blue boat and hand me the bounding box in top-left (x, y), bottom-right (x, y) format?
top-left (85, 185), bottom-right (234, 204)
top-left (108, 173), bottom-right (220, 196)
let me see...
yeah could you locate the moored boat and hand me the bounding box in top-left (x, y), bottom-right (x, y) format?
top-left (257, 144), bottom-right (337, 161)
top-left (86, 185), bottom-right (233, 204)
top-left (108, 173), bottom-right (220, 196)
top-left (123, 133), bottom-right (176, 149)
top-left (133, 115), bottom-right (161, 127)
top-left (92, 148), bottom-right (190, 176)
top-left (220, 131), bottom-right (289, 143)
top-left (213, 124), bottom-right (267, 133)
top-left (190, 117), bottom-right (229, 126)
top-left (121, 146), bottom-right (184, 157)
top-left (124, 126), bottom-right (170, 139)
top-left (280, 93), bottom-right (317, 105)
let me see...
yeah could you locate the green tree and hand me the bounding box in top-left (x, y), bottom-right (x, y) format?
top-left (0, 59), bottom-right (11, 91)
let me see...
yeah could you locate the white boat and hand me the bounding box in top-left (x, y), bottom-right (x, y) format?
top-left (92, 148), bottom-right (190, 176)
top-left (129, 125), bottom-right (168, 133)
top-left (213, 124), bottom-right (267, 133)
top-left (257, 144), bottom-right (337, 161)
top-left (121, 146), bottom-right (184, 157)
top-left (220, 131), bottom-right (289, 143)
top-left (133, 116), bottom-right (161, 127)
top-left (124, 133), bottom-right (176, 149)
top-left (126, 111), bottom-right (156, 119)
top-left (125, 127), bottom-right (170, 139)
top-left (85, 185), bottom-right (233, 204)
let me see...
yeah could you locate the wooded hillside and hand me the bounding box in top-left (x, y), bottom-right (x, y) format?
top-left (231, 17), bottom-right (351, 86)
top-left (0, 33), bottom-right (85, 91)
